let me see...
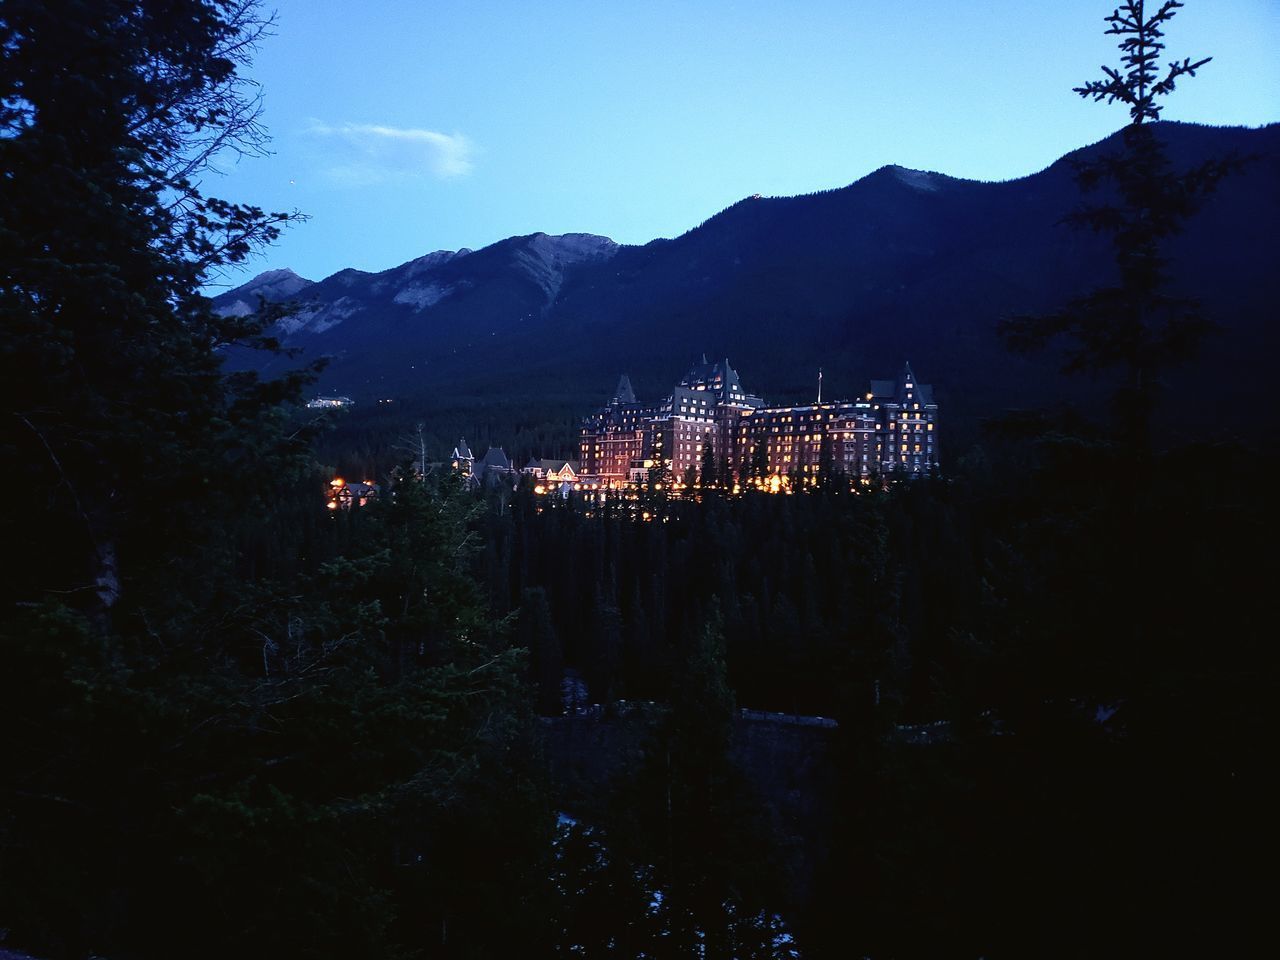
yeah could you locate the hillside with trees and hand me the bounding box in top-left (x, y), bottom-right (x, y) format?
top-left (218, 120), bottom-right (1279, 468)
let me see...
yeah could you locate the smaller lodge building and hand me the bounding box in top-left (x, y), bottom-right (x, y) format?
top-left (450, 442), bottom-right (587, 493)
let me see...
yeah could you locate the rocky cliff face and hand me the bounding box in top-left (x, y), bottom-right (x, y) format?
top-left (214, 233), bottom-right (618, 338)
top-left (214, 267), bottom-right (314, 318)
top-left (511, 232), bottom-right (619, 305)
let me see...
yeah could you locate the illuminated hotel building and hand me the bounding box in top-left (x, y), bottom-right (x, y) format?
top-left (865, 362), bottom-right (939, 475)
top-left (579, 358), bottom-right (938, 486)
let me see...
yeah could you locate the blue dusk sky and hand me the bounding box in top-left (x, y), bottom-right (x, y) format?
top-left (210, 0), bottom-right (1279, 289)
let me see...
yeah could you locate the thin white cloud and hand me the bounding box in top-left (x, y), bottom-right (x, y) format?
top-left (307, 121), bottom-right (476, 183)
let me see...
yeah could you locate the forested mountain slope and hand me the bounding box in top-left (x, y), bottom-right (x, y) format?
top-left (218, 121), bottom-right (1279, 453)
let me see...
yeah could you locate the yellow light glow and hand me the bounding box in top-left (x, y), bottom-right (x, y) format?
top-left (330, 477), bottom-right (345, 487)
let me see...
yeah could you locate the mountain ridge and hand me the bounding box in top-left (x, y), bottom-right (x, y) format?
top-left (215, 121), bottom-right (1279, 447)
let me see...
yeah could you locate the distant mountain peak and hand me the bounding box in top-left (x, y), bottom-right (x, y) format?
top-left (512, 233), bottom-right (619, 305)
top-left (522, 232), bottom-right (619, 260)
top-left (222, 265), bottom-right (313, 291)
top-left (888, 165), bottom-right (945, 191)
top-left (212, 267), bottom-right (315, 317)
top-left (864, 163), bottom-right (953, 193)
top-left (405, 248), bottom-right (471, 273)
top-left (256, 266), bottom-right (306, 281)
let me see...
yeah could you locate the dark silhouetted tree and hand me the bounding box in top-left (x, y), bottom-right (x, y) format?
top-left (0, 0), bottom-right (311, 624)
top-left (394, 421), bottom-right (432, 476)
top-left (520, 586), bottom-right (564, 714)
top-left (750, 438), bottom-right (769, 482)
top-left (699, 430), bottom-right (717, 490)
top-left (0, 4), bottom-right (555, 958)
top-left (998, 0), bottom-right (1235, 451)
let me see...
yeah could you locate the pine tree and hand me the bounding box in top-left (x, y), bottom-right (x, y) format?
top-left (816, 423), bottom-right (836, 490)
top-left (0, 4), bottom-right (319, 949)
top-left (0, 0), bottom-right (312, 623)
top-left (621, 603), bottom-right (789, 957)
top-left (645, 447), bottom-right (670, 514)
top-left (519, 586), bottom-right (564, 714)
top-left (750, 439), bottom-right (770, 484)
top-left (700, 430), bottom-right (717, 491)
top-left (0, 5), bottom-right (556, 956)
top-left (997, 0), bottom-right (1235, 451)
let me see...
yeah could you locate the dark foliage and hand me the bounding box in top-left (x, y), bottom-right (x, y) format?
top-left (999, 0), bottom-right (1242, 450)
top-left (0, 5), bottom-right (551, 958)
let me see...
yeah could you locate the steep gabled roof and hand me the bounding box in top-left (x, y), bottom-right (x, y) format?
top-left (453, 438), bottom-right (473, 460)
top-left (868, 363), bottom-right (935, 406)
top-left (678, 355), bottom-right (750, 403)
top-left (480, 446), bottom-right (511, 469)
top-left (869, 379), bottom-right (896, 399)
top-left (540, 459), bottom-right (581, 476)
top-left (613, 374), bottom-right (637, 404)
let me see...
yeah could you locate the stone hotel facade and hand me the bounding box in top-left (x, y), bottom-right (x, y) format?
top-left (579, 357), bottom-right (938, 486)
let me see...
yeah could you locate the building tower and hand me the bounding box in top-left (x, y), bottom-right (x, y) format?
top-left (450, 438), bottom-right (474, 477)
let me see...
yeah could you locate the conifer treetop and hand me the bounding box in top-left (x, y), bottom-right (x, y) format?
top-left (1074, 1), bottom-right (1211, 124)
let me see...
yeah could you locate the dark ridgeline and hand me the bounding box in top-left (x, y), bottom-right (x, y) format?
top-left (218, 120), bottom-right (1278, 462)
